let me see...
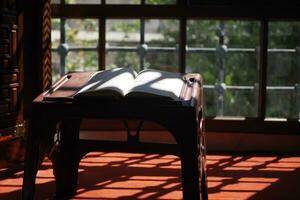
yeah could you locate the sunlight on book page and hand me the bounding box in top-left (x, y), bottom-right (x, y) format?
top-left (128, 69), bottom-right (184, 100)
top-left (75, 68), bottom-right (136, 97)
top-left (73, 68), bottom-right (184, 101)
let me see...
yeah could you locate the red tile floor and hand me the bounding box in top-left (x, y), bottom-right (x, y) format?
top-left (1, 152), bottom-right (300, 199)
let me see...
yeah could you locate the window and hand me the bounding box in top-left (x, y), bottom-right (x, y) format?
top-left (51, 18), bottom-right (99, 80)
top-left (105, 19), bottom-right (180, 71)
top-left (51, 1), bottom-right (300, 133)
top-left (266, 21), bottom-right (300, 119)
top-left (187, 20), bottom-right (260, 117)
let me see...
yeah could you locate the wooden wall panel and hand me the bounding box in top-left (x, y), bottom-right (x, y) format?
top-left (0, 0), bottom-right (22, 131)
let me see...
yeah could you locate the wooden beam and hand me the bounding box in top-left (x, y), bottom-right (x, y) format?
top-left (52, 4), bottom-right (300, 20)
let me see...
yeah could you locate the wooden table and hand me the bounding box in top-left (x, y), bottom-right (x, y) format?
top-left (22, 72), bottom-right (208, 200)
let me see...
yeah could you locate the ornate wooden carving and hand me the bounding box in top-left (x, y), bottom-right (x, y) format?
top-left (41, 0), bottom-right (52, 91)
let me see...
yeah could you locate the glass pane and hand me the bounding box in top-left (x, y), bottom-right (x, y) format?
top-left (106, 0), bottom-right (140, 4)
top-left (106, 52), bottom-right (140, 71)
top-left (202, 87), bottom-right (217, 116)
top-left (225, 52), bottom-right (258, 86)
top-left (144, 19), bottom-right (179, 71)
top-left (223, 90), bottom-right (257, 117)
top-left (226, 21), bottom-right (260, 48)
top-left (187, 20), bottom-right (219, 48)
top-left (51, 52), bottom-right (61, 82)
top-left (51, 18), bottom-right (60, 49)
top-left (144, 51), bottom-right (178, 72)
top-left (51, 18), bottom-right (99, 81)
top-left (267, 21), bottom-right (300, 119)
top-left (65, 19), bottom-right (98, 47)
top-left (187, 20), bottom-right (260, 117)
top-left (106, 19), bottom-right (140, 46)
top-left (65, 0), bottom-right (101, 4)
top-left (145, 0), bottom-right (176, 4)
top-left (66, 51), bottom-right (98, 73)
top-left (51, 18), bottom-right (62, 81)
top-left (106, 19), bottom-right (140, 71)
top-left (186, 52), bottom-right (218, 85)
top-left (51, 0), bottom-right (60, 4)
top-left (266, 90), bottom-right (298, 119)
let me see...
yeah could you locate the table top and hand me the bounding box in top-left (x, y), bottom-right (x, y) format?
top-left (33, 72), bottom-right (203, 121)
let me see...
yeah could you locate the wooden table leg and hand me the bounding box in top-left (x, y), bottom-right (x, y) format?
top-left (180, 135), bottom-right (201, 200)
top-left (200, 120), bottom-right (208, 200)
top-left (200, 158), bottom-right (208, 200)
top-left (22, 120), bottom-right (40, 200)
top-left (52, 119), bottom-right (81, 198)
top-left (164, 117), bottom-right (201, 200)
top-left (22, 107), bottom-right (54, 200)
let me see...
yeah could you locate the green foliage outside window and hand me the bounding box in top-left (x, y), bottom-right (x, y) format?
top-left (266, 22), bottom-right (300, 118)
top-left (51, 17), bottom-right (300, 119)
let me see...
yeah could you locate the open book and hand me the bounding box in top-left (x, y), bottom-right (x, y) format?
top-left (74, 68), bottom-right (185, 102)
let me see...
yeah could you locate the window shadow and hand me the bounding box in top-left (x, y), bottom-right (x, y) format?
top-left (1, 153), bottom-right (300, 199)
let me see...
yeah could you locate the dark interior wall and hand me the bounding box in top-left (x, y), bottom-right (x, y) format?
top-left (0, 0), bottom-right (25, 161)
top-left (0, 0), bottom-right (48, 162)
top-left (20, 0), bottom-right (49, 125)
top-left (0, 0), bottom-right (23, 131)
top-left (21, 0), bottom-right (38, 121)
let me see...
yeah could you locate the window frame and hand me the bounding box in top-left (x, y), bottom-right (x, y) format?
top-left (51, 1), bottom-right (300, 134)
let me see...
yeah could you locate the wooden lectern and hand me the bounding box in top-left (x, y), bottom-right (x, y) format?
top-left (22, 71), bottom-right (208, 200)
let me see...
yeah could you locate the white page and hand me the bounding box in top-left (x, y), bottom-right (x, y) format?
top-left (127, 69), bottom-right (184, 100)
top-left (75, 68), bottom-right (137, 97)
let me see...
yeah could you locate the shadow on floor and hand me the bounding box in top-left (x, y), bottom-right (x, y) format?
top-left (1, 152), bottom-right (300, 199)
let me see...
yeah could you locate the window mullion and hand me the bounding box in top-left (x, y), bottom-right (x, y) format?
top-left (179, 18), bottom-right (186, 73)
top-left (99, 17), bottom-right (106, 70)
top-left (178, 0), bottom-right (187, 73)
top-left (140, 18), bottom-right (145, 71)
top-left (59, 17), bottom-right (66, 75)
top-left (258, 20), bottom-right (268, 120)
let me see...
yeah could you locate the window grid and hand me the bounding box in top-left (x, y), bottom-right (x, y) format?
top-left (50, 2), bottom-right (300, 134)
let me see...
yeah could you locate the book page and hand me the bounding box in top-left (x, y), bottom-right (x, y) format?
top-left (75, 68), bottom-right (137, 98)
top-left (126, 69), bottom-right (184, 101)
